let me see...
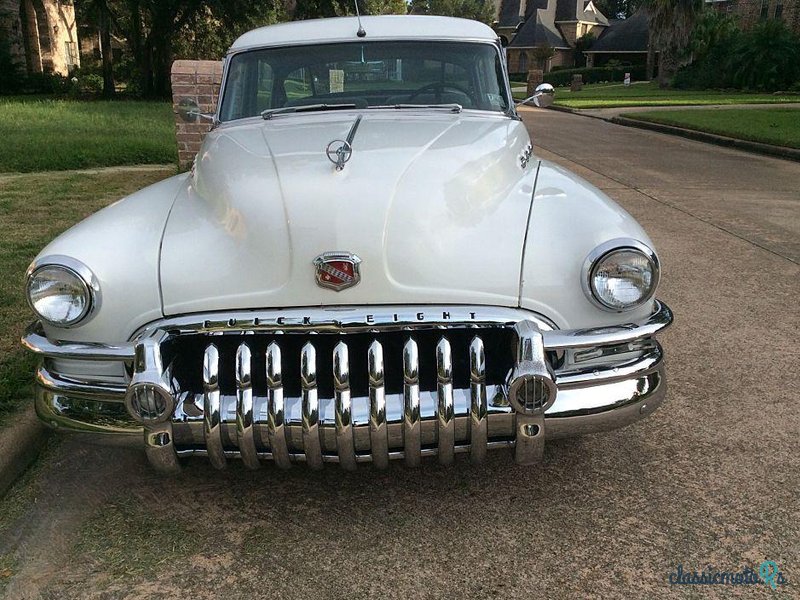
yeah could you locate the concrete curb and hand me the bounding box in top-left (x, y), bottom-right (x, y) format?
top-left (611, 116), bottom-right (800, 163)
top-left (0, 405), bottom-right (49, 497)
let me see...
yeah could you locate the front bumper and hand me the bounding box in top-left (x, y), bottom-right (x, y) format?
top-left (23, 302), bottom-right (672, 471)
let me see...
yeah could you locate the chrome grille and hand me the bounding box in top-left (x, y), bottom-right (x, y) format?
top-left (163, 327), bottom-right (517, 468)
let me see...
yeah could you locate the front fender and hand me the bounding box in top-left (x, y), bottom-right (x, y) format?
top-left (520, 161), bottom-right (658, 329)
top-left (32, 174), bottom-right (189, 344)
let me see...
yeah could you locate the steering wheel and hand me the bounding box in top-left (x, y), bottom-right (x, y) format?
top-left (407, 82), bottom-right (472, 103)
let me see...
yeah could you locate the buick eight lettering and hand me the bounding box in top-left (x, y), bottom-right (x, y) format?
top-left (21, 15), bottom-right (673, 472)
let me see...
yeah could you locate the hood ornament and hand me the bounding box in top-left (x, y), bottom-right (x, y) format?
top-left (313, 252), bottom-right (361, 291)
top-left (326, 140), bottom-right (353, 171)
top-left (326, 115), bottom-right (362, 171)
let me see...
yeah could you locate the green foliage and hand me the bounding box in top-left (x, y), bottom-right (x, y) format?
top-left (0, 33), bottom-right (23, 95)
top-left (574, 33), bottom-right (596, 68)
top-left (409, 0), bottom-right (495, 24)
top-left (730, 20), bottom-right (800, 91)
top-left (593, 0), bottom-right (642, 19)
top-left (675, 19), bottom-right (800, 92)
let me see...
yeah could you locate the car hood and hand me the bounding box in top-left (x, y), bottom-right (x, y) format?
top-left (159, 112), bottom-right (537, 315)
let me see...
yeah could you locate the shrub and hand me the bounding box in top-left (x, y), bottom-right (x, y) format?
top-left (731, 19), bottom-right (800, 91)
top-left (544, 65), bottom-right (648, 87)
top-left (675, 18), bottom-right (800, 92)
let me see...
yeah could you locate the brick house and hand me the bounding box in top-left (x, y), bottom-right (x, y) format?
top-left (706, 0), bottom-right (800, 33)
top-left (494, 0), bottom-right (610, 74)
top-left (0, 0), bottom-right (79, 77)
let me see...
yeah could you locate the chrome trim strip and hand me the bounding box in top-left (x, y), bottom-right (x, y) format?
top-left (402, 338), bottom-right (421, 467)
top-left (36, 364), bottom-right (126, 400)
top-left (436, 337), bottom-right (455, 465)
top-left (235, 343), bottom-right (259, 469)
top-left (266, 342), bottom-right (291, 469)
top-left (22, 321), bottom-right (135, 361)
top-left (469, 336), bottom-right (487, 464)
top-left (368, 340), bottom-right (389, 469)
top-left (22, 301), bottom-right (672, 362)
top-left (301, 342), bottom-right (323, 470)
top-left (542, 300), bottom-right (672, 350)
top-left (203, 344), bottom-right (226, 469)
top-left (333, 341), bottom-right (357, 471)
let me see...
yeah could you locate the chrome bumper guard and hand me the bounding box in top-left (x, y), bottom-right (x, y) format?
top-left (24, 302), bottom-right (672, 471)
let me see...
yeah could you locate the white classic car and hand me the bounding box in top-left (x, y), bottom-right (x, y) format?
top-left (22, 15), bottom-right (672, 472)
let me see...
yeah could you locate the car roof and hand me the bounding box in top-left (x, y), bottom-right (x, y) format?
top-left (229, 15), bottom-right (499, 52)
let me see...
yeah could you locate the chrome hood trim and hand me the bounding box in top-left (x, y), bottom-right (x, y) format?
top-left (159, 112), bottom-right (536, 315)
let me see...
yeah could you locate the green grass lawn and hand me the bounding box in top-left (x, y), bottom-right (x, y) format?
top-left (0, 97), bottom-right (176, 172)
top-left (0, 168), bottom-right (173, 423)
top-left (625, 108), bottom-right (800, 149)
top-left (516, 81), bottom-right (800, 109)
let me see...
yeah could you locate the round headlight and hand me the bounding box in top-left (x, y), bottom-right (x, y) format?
top-left (584, 241), bottom-right (659, 311)
top-left (26, 263), bottom-right (93, 327)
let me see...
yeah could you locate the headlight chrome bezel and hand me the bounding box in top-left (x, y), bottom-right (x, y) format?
top-left (25, 256), bottom-right (100, 328)
top-left (582, 239), bottom-right (660, 312)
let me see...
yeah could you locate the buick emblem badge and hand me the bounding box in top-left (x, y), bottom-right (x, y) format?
top-left (326, 140), bottom-right (352, 171)
top-left (313, 252), bottom-right (361, 291)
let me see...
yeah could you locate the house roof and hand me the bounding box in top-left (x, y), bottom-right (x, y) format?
top-left (509, 12), bottom-right (571, 49)
top-left (503, 0), bottom-right (609, 49)
top-left (586, 10), bottom-right (649, 53)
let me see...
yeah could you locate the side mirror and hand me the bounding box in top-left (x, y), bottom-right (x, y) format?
top-left (516, 83), bottom-right (555, 109)
top-left (177, 98), bottom-right (214, 123)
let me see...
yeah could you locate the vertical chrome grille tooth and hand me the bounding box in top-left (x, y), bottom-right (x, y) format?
top-left (469, 336), bottom-right (488, 464)
top-left (301, 341), bottom-right (324, 470)
top-left (436, 337), bottom-right (455, 465)
top-left (333, 341), bottom-right (357, 471)
top-left (368, 340), bottom-right (389, 469)
top-left (235, 342), bottom-right (259, 470)
top-left (202, 344), bottom-right (226, 469)
top-left (266, 342), bottom-right (291, 469)
top-left (402, 338), bottom-right (421, 467)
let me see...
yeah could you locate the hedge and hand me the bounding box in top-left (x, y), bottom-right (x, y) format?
top-left (542, 65), bottom-right (648, 87)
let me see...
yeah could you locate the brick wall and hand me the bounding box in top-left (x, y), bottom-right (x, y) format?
top-left (716, 0), bottom-right (800, 33)
top-left (171, 60), bottom-right (224, 169)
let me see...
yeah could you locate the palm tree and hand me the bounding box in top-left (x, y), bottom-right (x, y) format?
top-left (643, 0), bottom-right (703, 87)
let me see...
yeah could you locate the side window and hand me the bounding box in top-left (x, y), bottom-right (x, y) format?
top-left (284, 67), bottom-right (314, 104)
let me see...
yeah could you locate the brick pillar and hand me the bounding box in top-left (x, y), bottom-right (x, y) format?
top-left (526, 69), bottom-right (543, 96)
top-left (171, 60), bottom-right (224, 170)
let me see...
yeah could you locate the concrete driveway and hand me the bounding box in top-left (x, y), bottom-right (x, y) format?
top-left (1, 109), bottom-right (798, 599)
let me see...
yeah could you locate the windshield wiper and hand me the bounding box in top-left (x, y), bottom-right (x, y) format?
top-left (261, 103), bottom-right (357, 120)
top-left (367, 104), bottom-right (463, 113)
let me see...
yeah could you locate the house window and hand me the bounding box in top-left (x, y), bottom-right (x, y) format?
top-left (775, 1), bottom-right (783, 18)
top-left (519, 52), bottom-right (528, 72)
top-left (64, 41), bottom-right (77, 68)
top-left (760, 0), bottom-right (769, 19)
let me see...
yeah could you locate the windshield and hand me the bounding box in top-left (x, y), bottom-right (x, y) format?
top-left (219, 41), bottom-right (510, 122)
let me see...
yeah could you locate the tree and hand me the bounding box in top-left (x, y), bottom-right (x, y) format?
top-left (76, 0), bottom-right (116, 97)
top-left (573, 33), bottom-right (595, 68)
top-left (531, 44), bottom-right (555, 70)
top-left (408, 0), bottom-right (495, 25)
top-left (594, 0), bottom-right (642, 19)
top-left (117, 1), bottom-right (279, 98)
top-left (642, 0), bottom-right (702, 87)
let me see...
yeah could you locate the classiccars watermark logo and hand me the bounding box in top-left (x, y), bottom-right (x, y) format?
top-left (668, 561), bottom-right (788, 589)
